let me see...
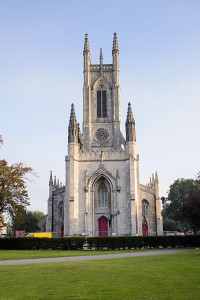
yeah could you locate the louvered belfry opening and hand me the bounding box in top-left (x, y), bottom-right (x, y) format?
top-left (97, 90), bottom-right (107, 118)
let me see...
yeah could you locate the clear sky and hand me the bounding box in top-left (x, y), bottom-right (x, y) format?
top-left (0, 0), bottom-right (200, 213)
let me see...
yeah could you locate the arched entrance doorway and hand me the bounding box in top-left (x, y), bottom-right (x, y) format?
top-left (93, 176), bottom-right (111, 237)
top-left (98, 217), bottom-right (108, 237)
top-left (142, 224), bottom-right (148, 236)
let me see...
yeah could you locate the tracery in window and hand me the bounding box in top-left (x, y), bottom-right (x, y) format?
top-left (142, 200), bottom-right (149, 217)
top-left (97, 90), bottom-right (107, 118)
top-left (98, 182), bottom-right (108, 208)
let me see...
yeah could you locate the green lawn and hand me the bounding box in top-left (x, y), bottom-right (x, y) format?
top-left (0, 251), bottom-right (199, 299)
top-left (0, 249), bottom-right (150, 260)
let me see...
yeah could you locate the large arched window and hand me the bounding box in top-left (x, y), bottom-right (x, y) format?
top-left (98, 182), bottom-right (108, 208)
top-left (142, 200), bottom-right (149, 217)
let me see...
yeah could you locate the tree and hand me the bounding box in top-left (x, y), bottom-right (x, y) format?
top-left (162, 178), bottom-right (197, 231)
top-left (33, 211), bottom-right (45, 223)
top-left (0, 135), bottom-right (3, 228)
top-left (0, 135), bottom-right (36, 225)
top-left (180, 176), bottom-right (200, 231)
top-left (162, 218), bottom-right (177, 231)
top-left (13, 210), bottom-right (45, 233)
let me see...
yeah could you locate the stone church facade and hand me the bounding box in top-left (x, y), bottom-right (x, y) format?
top-left (46, 33), bottom-right (163, 237)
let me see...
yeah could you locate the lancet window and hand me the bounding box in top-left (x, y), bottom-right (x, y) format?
top-left (97, 90), bottom-right (107, 118)
top-left (60, 206), bottom-right (63, 218)
top-left (98, 182), bottom-right (108, 208)
top-left (142, 200), bottom-right (149, 217)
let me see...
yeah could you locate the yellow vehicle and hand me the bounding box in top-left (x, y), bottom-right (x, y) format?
top-left (25, 232), bottom-right (53, 238)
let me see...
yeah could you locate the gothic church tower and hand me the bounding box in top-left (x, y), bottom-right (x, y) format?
top-left (46, 33), bottom-right (163, 237)
top-left (82, 33), bottom-right (123, 151)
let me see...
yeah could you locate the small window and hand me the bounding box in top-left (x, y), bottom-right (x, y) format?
top-left (97, 90), bottom-right (107, 118)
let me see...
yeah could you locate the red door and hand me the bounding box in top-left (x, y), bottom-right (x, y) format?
top-left (99, 217), bottom-right (108, 237)
top-left (142, 224), bottom-right (148, 236)
top-left (61, 225), bottom-right (64, 237)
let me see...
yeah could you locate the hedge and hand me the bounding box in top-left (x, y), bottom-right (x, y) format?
top-left (0, 236), bottom-right (199, 250)
top-left (86, 236), bottom-right (200, 250)
top-left (0, 237), bottom-right (85, 250)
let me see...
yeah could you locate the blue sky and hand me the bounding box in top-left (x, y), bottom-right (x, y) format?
top-left (0, 0), bottom-right (200, 213)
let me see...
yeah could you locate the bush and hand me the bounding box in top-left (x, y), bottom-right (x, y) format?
top-left (0, 235), bottom-right (199, 250)
top-left (86, 236), bottom-right (200, 250)
top-left (0, 237), bottom-right (85, 250)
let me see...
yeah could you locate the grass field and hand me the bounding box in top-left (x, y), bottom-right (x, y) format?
top-left (0, 249), bottom-right (152, 260)
top-left (0, 251), bottom-right (199, 299)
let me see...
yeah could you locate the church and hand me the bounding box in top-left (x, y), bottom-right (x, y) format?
top-left (46, 33), bottom-right (163, 237)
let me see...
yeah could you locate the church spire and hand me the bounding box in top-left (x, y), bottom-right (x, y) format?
top-left (126, 102), bottom-right (136, 142)
top-left (77, 123), bottom-right (83, 149)
top-left (49, 171), bottom-right (53, 186)
top-left (53, 176), bottom-right (57, 189)
top-left (84, 33), bottom-right (90, 52)
top-left (155, 171), bottom-right (159, 183)
top-left (83, 34), bottom-right (91, 87)
top-left (112, 32), bottom-right (119, 86)
top-left (100, 48), bottom-right (103, 73)
top-left (68, 103), bottom-right (78, 143)
top-left (113, 32), bottom-right (119, 51)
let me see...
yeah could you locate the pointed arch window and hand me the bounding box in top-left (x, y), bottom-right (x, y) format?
top-left (142, 200), bottom-right (149, 217)
top-left (98, 182), bottom-right (108, 208)
top-left (60, 206), bottom-right (63, 218)
top-left (97, 90), bottom-right (107, 118)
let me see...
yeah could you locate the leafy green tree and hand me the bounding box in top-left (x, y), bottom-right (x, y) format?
top-left (13, 211), bottom-right (44, 233)
top-left (0, 135), bottom-right (36, 225)
top-left (180, 175), bottom-right (200, 232)
top-left (162, 178), bottom-right (197, 231)
top-left (33, 211), bottom-right (45, 223)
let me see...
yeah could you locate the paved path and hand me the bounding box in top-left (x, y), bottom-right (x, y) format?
top-left (0, 249), bottom-right (198, 266)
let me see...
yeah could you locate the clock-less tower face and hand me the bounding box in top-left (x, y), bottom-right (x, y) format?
top-left (82, 34), bottom-right (122, 150)
top-left (89, 77), bottom-right (114, 147)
